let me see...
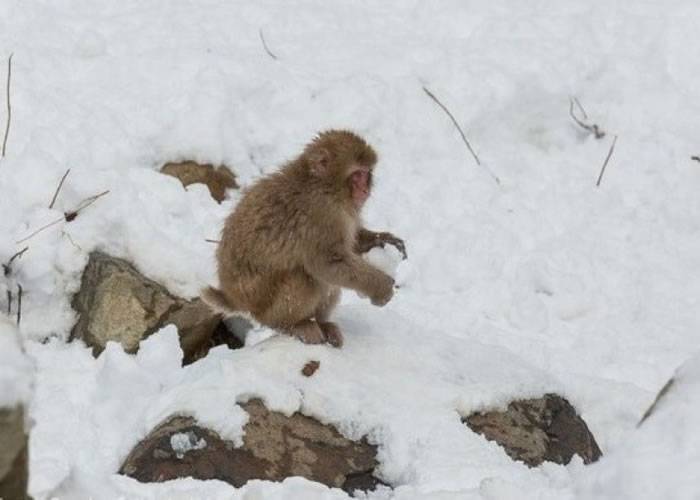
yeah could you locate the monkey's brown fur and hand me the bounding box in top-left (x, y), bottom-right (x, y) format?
top-left (203, 130), bottom-right (405, 347)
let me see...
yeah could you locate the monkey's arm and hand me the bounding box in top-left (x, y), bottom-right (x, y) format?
top-left (355, 228), bottom-right (407, 259)
top-left (306, 249), bottom-right (395, 306)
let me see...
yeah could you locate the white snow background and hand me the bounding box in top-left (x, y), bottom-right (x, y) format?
top-left (1, 0), bottom-right (699, 498)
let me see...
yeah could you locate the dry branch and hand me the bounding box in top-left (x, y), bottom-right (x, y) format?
top-left (17, 190), bottom-right (110, 243)
top-left (259, 29), bottom-right (278, 60)
top-left (49, 169), bottom-right (71, 209)
top-left (596, 135), bottom-right (618, 187)
top-left (3, 246), bottom-right (28, 276)
top-left (205, 239), bottom-right (221, 244)
top-left (422, 86), bottom-right (500, 185)
top-left (569, 97), bottom-right (605, 139)
top-left (6, 290), bottom-right (11, 315)
top-left (16, 283), bottom-right (22, 325)
top-left (2, 53), bottom-right (12, 158)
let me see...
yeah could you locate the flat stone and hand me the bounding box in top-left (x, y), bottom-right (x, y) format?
top-left (464, 393), bottom-right (602, 467)
top-left (120, 399), bottom-right (384, 495)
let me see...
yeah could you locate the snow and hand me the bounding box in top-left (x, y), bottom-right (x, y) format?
top-left (0, 0), bottom-right (699, 499)
top-left (170, 432), bottom-right (207, 459)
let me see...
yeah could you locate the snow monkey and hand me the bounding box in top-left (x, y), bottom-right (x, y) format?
top-left (203, 130), bottom-right (406, 347)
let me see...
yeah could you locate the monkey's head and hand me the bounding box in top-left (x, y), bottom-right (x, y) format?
top-left (302, 130), bottom-right (378, 210)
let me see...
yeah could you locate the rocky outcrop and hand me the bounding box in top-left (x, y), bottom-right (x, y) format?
top-left (464, 394), bottom-right (602, 467)
top-left (0, 406), bottom-right (29, 500)
top-left (120, 399), bottom-right (384, 495)
top-left (71, 251), bottom-right (227, 363)
top-left (161, 161), bottom-right (238, 203)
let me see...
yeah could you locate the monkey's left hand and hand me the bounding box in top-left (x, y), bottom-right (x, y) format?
top-left (356, 230), bottom-right (407, 260)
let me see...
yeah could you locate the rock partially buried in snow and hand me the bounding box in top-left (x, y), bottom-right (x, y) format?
top-left (0, 407), bottom-right (29, 500)
top-left (70, 251), bottom-right (223, 363)
top-left (120, 399), bottom-right (384, 495)
top-left (0, 319), bottom-right (31, 500)
top-left (464, 394), bottom-right (602, 467)
top-left (160, 161), bottom-right (238, 203)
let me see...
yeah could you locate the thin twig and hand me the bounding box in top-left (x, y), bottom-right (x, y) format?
top-left (15, 218), bottom-right (63, 244)
top-left (16, 190), bottom-right (110, 243)
top-left (422, 86), bottom-right (499, 185)
top-left (2, 53), bottom-right (12, 158)
top-left (259, 29), bottom-right (278, 60)
top-left (596, 135), bottom-right (618, 187)
top-left (67, 189), bottom-right (109, 218)
top-left (572, 97), bottom-right (589, 119)
top-left (6, 290), bottom-right (11, 315)
top-left (205, 239), bottom-right (221, 244)
top-left (63, 231), bottom-right (83, 251)
top-left (3, 246), bottom-right (28, 276)
top-left (49, 169), bottom-right (71, 209)
top-left (16, 283), bottom-right (22, 326)
top-left (569, 97), bottom-right (605, 139)
top-left (691, 156), bottom-right (700, 163)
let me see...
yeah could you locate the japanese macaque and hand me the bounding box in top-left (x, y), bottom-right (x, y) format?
top-left (203, 130), bottom-right (406, 348)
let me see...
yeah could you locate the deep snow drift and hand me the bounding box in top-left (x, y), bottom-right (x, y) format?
top-left (1, 1), bottom-right (700, 499)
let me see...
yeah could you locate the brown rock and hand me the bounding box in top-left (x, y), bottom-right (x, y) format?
top-left (161, 161), bottom-right (238, 203)
top-left (0, 406), bottom-right (29, 500)
top-left (464, 393), bottom-right (602, 467)
top-left (302, 360), bottom-right (320, 377)
top-left (120, 399), bottom-right (385, 494)
top-left (70, 251), bottom-right (224, 363)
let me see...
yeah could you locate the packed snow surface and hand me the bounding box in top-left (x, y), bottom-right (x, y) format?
top-left (1, 0), bottom-right (700, 499)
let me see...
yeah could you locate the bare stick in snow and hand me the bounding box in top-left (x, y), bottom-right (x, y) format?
top-left (596, 135), bottom-right (618, 187)
top-left (16, 283), bottom-right (22, 325)
top-left (3, 246), bottom-right (28, 276)
top-left (259, 29), bottom-right (278, 60)
top-left (691, 156), bottom-right (700, 163)
top-left (205, 239), bottom-right (221, 244)
top-left (422, 86), bottom-right (500, 184)
top-left (6, 290), bottom-right (11, 315)
top-left (49, 169), bottom-right (71, 209)
top-left (2, 53), bottom-right (12, 158)
top-left (569, 97), bottom-right (605, 139)
top-left (17, 190), bottom-right (110, 243)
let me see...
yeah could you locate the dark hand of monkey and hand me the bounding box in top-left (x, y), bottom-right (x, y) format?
top-left (356, 229), bottom-right (407, 260)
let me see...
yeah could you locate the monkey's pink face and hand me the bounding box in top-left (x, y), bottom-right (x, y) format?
top-left (349, 165), bottom-right (372, 209)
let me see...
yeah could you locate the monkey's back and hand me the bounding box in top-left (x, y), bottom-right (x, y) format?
top-left (215, 168), bottom-right (340, 314)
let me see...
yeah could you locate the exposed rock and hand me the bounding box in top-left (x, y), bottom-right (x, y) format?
top-left (464, 393), bottom-right (602, 467)
top-left (161, 161), bottom-right (238, 203)
top-left (0, 406), bottom-right (29, 500)
top-left (186, 320), bottom-right (244, 364)
top-left (71, 251), bottom-right (226, 363)
top-left (638, 378), bottom-right (675, 426)
top-left (120, 399), bottom-right (385, 495)
top-left (302, 360), bottom-right (320, 377)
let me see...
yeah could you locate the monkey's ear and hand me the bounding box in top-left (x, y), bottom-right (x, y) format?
top-left (308, 147), bottom-right (331, 177)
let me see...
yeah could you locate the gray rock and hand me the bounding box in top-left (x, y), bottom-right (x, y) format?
top-left (161, 161), bottom-right (238, 203)
top-left (464, 393), bottom-right (602, 467)
top-left (120, 399), bottom-right (385, 495)
top-left (0, 406), bottom-right (29, 500)
top-left (70, 251), bottom-right (224, 363)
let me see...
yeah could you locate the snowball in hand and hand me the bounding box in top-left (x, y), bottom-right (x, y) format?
top-left (363, 244), bottom-right (404, 279)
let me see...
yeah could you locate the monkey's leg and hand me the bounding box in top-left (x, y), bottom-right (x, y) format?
top-left (315, 287), bottom-right (343, 348)
top-left (255, 272), bottom-right (326, 345)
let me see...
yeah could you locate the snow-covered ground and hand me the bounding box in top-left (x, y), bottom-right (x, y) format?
top-left (1, 1), bottom-right (699, 498)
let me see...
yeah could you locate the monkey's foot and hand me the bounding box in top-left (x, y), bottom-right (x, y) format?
top-left (319, 321), bottom-right (344, 348)
top-left (289, 320), bottom-right (326, 345)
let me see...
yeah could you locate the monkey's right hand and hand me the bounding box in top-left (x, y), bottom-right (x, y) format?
top-left (369, 274), bottom-right (395, 307)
